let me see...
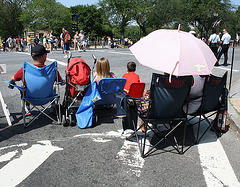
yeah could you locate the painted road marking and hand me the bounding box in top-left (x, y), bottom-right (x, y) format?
top-left (1, 128), bottom-right (240, 185)
top-left (92, 49), bottom-right (134, 56)
top-left (215, 66), bottom-right (239, 72)
top-left (4, 52), bottom-right (240, 184)
top-left (14, 51), bottom-right (240, 73)
top-left (74, 130), bottom-right (150, 177)
top-left (193, 124), bottom-right (240, 187)
top-left (0, 141), bottom-right (63, 187)
top-left (117, 138), bottom-right (151, 177)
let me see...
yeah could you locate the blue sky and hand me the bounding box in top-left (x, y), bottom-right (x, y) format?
top-left (57, 0), bottom-right (239, 8)
top-left (57, 0), bottom-right (99, 7)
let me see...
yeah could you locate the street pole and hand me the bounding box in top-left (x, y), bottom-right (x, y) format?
top-left (229, 42), bottom-right (235, 92)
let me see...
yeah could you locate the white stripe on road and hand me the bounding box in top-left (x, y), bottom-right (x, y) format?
top-left (215, 66), bottom-right (239, 72)
top-left (14, 51), bottom-right (240, 73)
top-left (0, 150), bottom-right (18, 162)
top-left (117, 138), bottom-right (150, 177)
top-left (193, 125), bottom-right (240, 187)
top-left (92, 49), bottom-right (134, 56)
top-left (0, 141), bottom-right (63, 187)
top-left (0, 143), bottom-right (27, 151)
top-left (47, 58), bottom-right (67, 66)
top-left (73, 130), bottom-right (148, 177)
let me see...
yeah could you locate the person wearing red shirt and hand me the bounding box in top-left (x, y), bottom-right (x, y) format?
top-left (122, 61), bottom-right (140, 93)
top-left (8, 45), bottom-right (62, 113)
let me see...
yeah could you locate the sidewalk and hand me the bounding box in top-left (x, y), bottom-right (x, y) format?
top-left (228, 79), bottom-right (240, 133)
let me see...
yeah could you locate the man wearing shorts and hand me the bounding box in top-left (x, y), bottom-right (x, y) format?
top-left (62, 26), bottom-right (71, 58)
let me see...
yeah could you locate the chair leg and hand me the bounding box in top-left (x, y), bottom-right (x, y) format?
top-left (24, 99), bottom-right (60, 128)
top-left (58, 101), bottom-right (61, 124)
top-left (195, 115), bottom-right (201, 144)
top-left (22, 100), bottom-right (26, 128)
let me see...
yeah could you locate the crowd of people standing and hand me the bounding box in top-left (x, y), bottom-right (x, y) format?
top-left (1, 31), bottom-right (61, 53)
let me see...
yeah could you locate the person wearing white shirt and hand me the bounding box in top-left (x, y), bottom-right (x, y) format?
top-left (217, 29), bottom-right (231, 66)
top-left (208, 29), bottom-right (220, 58)
top-left (79, 30), bottom-right (86, 52)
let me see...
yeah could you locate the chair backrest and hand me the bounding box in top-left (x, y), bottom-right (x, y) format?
top-left (201, 72), bottom-right (227, 113)
top-left (148, 73), bottom-right (192, 119)
top-left (96, 78), bottom-right (126, 105)
top-left (128, 82), bottom-right (145, 98)
top-left (23, 61), bottom-right (57, 105)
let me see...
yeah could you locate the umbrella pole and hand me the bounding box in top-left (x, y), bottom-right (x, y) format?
top-left (228, 42), bottom-right (235, 93)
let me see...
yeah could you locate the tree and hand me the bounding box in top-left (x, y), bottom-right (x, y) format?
top-left (149, 0), bottom-right (181, 30)
top-left (99, 0), bottom-right (133, 43)
top-left (179, 0), bottom-right (233, 39)
top-left (19, 0), bottom-right (71, 36)
top-left (70, 5), bottom-right (109, 39)
top-left (0, 0), bottom-right (26, 37)
top-left (129, 0), bottom-right (153, 37)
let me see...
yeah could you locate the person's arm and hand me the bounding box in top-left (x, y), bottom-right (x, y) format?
top-left (9, 75), bottom-right (16, 83)
top-left (9, 68), bottom-right (23, 83)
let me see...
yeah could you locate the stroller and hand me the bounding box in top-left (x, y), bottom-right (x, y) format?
top-left (62, 56), bottom-right (91, 126)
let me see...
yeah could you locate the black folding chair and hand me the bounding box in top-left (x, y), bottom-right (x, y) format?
top-left (127, 73), bottom-right (192, 158)
top-left (187, 72), bottom-right (228, 144)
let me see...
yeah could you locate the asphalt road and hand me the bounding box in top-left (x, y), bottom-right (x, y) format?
top-left (0, 47), bottom-right (240, 187)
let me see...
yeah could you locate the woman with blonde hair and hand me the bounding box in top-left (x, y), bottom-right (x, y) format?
top-left (94, 57), bottom-right (116, 83)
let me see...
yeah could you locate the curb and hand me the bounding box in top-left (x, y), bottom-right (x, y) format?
top-left (228, 100), bottom-right (240, 133)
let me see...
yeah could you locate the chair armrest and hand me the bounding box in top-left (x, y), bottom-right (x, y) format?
top-left (5, 80), bottom-right (25, 92)
top-left (55, 76), bottom-right (65, 85)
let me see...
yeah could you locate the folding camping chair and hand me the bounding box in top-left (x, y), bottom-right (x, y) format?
top-left (95, 78), bottom-right (126, 106)
top-left (119, 82), bottom-right (145, 131)
top-left (7, 61), bottom-right (62, 128)
top-left (127, 73), bottom-right (192, 158)
top-left (127, 82), bottom-right (145, 98)
top-left (187, 72), bottom-right (228, 144)
top-left (94, 78), bottom-right (126, 123)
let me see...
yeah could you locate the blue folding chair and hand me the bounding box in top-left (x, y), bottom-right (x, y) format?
top-left (94, 78), bottom-right (126, 124)
top-left (95, 78), bottom-right (126, 106)
top-left (6, 61), bottom-right (61, 128)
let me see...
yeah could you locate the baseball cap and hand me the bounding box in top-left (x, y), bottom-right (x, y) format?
top-left (31, 45), bottom-right (49, 57)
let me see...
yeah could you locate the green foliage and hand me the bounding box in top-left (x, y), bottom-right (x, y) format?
top-left (0, 0), bottom-right (26, 37)
top-left (179, 0), bottom-right (235, 38)
top-left (0, 0), bottom-right (239, 41)
top-left (99, 0), bottom-right (133, 43)
top-left (70, 5), bottom-right (109, 39)
top-left (125, 26), bottom-right (140, 39)
top-left (19, 0), bottom-right (71, 36)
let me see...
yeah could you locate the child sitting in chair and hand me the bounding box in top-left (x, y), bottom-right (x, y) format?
top-left (122, 61), bottom-right (140, 93)
top-left (8, 45), bottom-right (62, 113)
top-left (94, 57), bottom-right (116, 84)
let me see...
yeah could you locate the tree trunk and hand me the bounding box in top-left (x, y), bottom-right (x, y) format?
top-left (140, 25), bottom-right (147, 36)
